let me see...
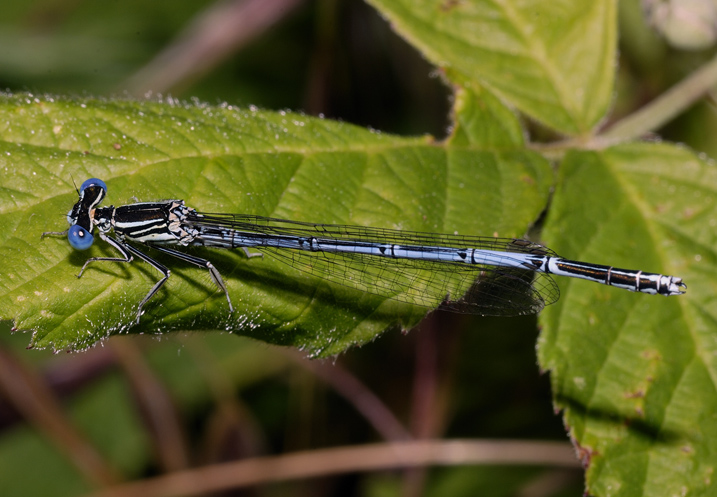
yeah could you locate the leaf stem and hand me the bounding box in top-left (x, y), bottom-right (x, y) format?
top-left (597, 52), bottom-right (717, 146)
top-left (83, 439), bottom-right (579, 497)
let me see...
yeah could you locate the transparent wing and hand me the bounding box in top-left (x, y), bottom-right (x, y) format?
top-left (184, 213), bottom-right (560, 317)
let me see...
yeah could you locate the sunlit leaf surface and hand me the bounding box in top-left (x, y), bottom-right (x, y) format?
top-left (368, 0), bottom-right (616, 134)
top-left (0, 91), bottom-right (552, 354)
top-left (540, 144), bottom-right (716, 496)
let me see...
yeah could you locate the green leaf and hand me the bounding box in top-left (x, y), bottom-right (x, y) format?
top-left (0, 91), bottom-right (552, 354)
top-left (539, 143), bottom-right (716, 496)
top-left (368, 0), bottom-right (616, 134)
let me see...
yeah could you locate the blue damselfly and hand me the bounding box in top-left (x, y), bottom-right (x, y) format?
top-left (42, 178), bottom-right (686, 323)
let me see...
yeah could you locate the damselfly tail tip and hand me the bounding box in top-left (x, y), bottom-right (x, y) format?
top-left (669, 277), bottom-right (687, 296)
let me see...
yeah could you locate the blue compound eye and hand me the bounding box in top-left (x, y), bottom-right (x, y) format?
top-left (80, 178), bottom-right (107, 194)
top-left (68, 225), bottom-right (94, 250)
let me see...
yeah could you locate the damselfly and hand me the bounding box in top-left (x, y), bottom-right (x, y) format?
top-left (42, 178), bottom-right (686, 323)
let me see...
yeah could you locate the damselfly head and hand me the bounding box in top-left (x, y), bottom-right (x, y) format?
top-left (68, 225), bottom-right (94, 250)
top-left (79, 178), bottom-right (107, 196)
top-left (65, 178), bottom-right (108, 250)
